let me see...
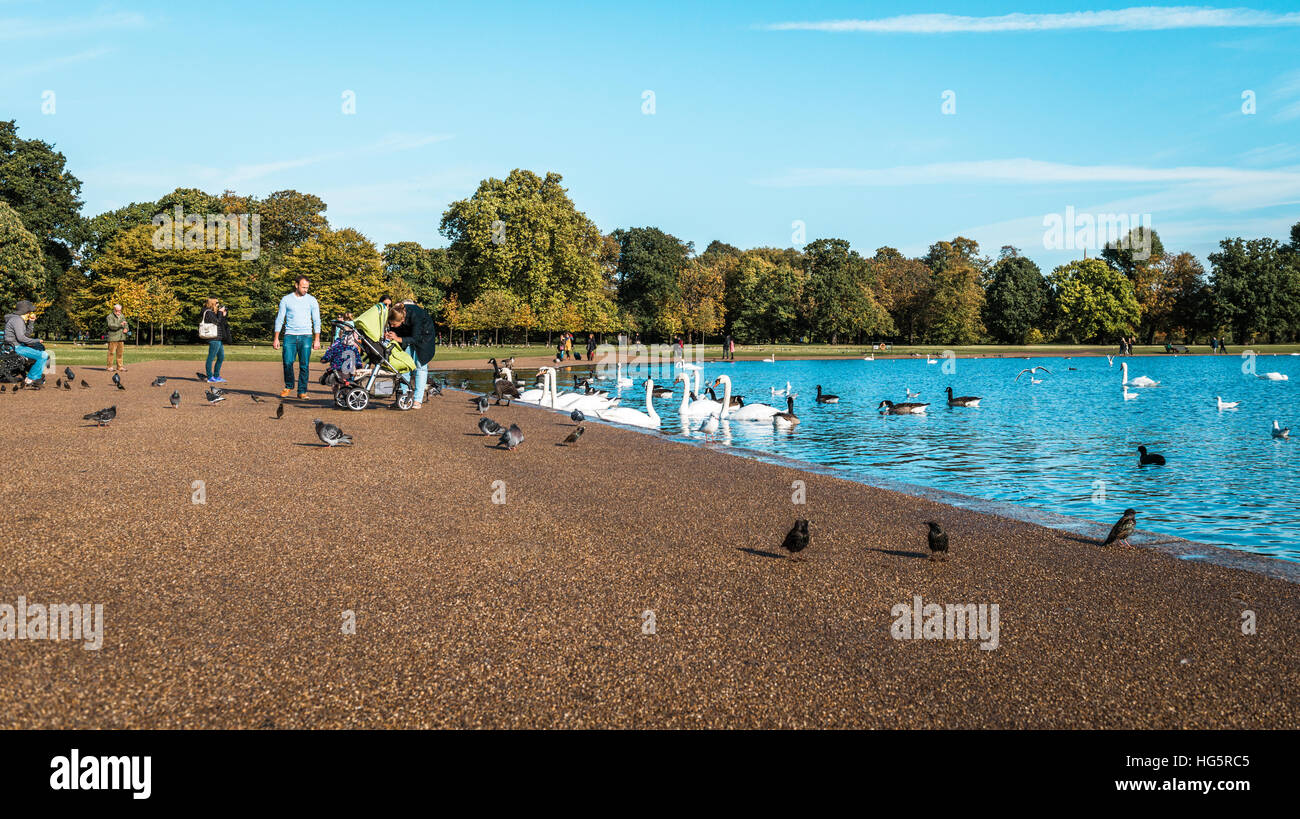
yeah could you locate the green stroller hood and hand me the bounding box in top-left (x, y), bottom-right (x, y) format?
top-left (354, 303), bottom-right (417, 374)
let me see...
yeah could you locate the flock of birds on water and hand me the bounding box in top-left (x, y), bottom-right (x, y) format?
top-left (13, 350), bottom-right (1293, 561)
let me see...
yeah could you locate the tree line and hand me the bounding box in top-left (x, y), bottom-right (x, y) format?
top-left (3, 119), bottom-right (1299, 346)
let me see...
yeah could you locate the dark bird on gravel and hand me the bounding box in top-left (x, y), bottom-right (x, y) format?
top-left (425, 382), bottom-right (442, 399)
top-left (80, 379), bottom-right (90, 389)
top-left (570, 408), bottom-right (585, 423)
top-left (562, 426), bottom-right (585, 445)
top-left (83, 405), bottom-right (117, 426)
top-left (925, 521), bottom-right (949, 561)
top-left (64, 366), bottom-right (75, 383)
top-left (112, 372), bottom-right (125, 390)
top-left (275, 402), bottom-right (285, 420)
top-left (498, 423), bottom-right (524, 451)
top-left (945, 386), bottom-right (981, 408)
top-left (1137, 445), bottom-right (1166, 466)
top-left (62, 379), bottom-right (71, 391)
top-left (55, 378), bottom-right (62, 389)
top-left (151, 376), bottom-right (167, 387)
top-left (0, 384), bottom-right (6, 393)
top-left (205, 387), bottom-right (226, 404)
top-left (1101, 508), bottom-right (1138, 549)
top-left (780, 519), bottom-right (811, 559)
top-left (459, 379), bottom-right (470, 390)
top-left (314, 418), bottom-right (354, 446)
top-left (475, 395), bottom-right (489, 414)
top-left (195, 372), bottom-right (206, 381)
top-left (169, 390), bottom-right (181, 408)
top-left (494, 378), bottom-right (521, 406)
top-left (478, 417), bottom-right (504, 436)
top-left (251, 394), bottom-right (264, 403)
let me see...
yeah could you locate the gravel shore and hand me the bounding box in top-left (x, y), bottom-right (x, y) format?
top-left (2, 360), bottom-right (1296, 729)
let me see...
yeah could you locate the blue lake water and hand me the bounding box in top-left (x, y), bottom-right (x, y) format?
top-left (436, 353), bottom-right (1300, 563)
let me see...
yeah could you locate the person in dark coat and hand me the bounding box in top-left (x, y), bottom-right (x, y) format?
top-left (385, 301), bottom-right (436, 408)
top-left (202, 298), bottom-right (231, 382)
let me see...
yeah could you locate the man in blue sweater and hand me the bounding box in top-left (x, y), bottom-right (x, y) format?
top-left (272, 276), bottom-right (322, 399)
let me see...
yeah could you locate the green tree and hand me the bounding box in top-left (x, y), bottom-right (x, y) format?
top-left (0, 200), bottom-right (45, 313)
top-left (869, 247), bottom-right (931, 343)
top-left (278, 228), bottom-right (387, 324)
top-left (1050, 258), bottom-right (1140, 343)
top-left (1209, 237), bottom-right (1300, 343)
top-left (611, 226), bottom-right (691, 336)
top-left (802, 238), bottom-right (892, 344)
top-left (440, 170), bottom-right (604, 314)
top-left (382, 241), bottom-right (456, 308)
top-left (983, 248), bottom-right (1047, 343)
top-left (922, 238), bottom-right (986, 344)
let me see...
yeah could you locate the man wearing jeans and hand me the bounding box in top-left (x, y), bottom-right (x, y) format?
top-left (3, 299), bottom-right (48, 386)
top-left (272, 276), bottom-right (321, 399)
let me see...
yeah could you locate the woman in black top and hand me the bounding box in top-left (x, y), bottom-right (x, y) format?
top-left (385, 301), bottom-right (436, 408)
top-left (202, 298), bottom-right (231, 383)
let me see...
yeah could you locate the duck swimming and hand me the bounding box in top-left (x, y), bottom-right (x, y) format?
top-left (1273, 420), bottom-right (1290, 440)
top-left (1137, 445), bottom-right (1166, 466)
top-left (815, 385), bottom-right (839, 404)
top-left (945, 386), bottom-right (981, 407)
top-left (878, 400), bottom-right (929, 415)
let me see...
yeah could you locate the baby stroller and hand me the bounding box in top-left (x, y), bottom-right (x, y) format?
top-left (329, 303), bottom-right (418, 411)
top-left (0, 342), bottom-right (32, 383)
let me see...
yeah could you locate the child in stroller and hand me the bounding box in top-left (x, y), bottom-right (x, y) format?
top-left (329, 303), bottom-right (417, 411)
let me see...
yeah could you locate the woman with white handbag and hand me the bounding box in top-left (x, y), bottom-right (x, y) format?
top-left (200, 298), bottom-right (231, 383)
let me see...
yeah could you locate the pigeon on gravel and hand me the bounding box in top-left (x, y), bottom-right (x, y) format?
top-left (314, 418), bottom-right (353, 447)
top-left (780, 519), bottom-right (810, 559)
top-left (112, 372), bottom-right (125, 390)
top-left (83, 405), bottom-right (117, 426)
top-left (275, 402), bottom-right (285, 420)
top-left (1101, 509), bottom-right (1138, 550)
top-left (561, 426), bottom-right (585, 445)
top-left (169, 390), bottom-right (181, 408)
top-left (195, 372), bottom-right (206, 381)
top-left (62, 379), bottom-right (71, 391)
top-left (925, 521), bottom-right (949, 561)
top-left (498, 423), bottom-right (524, 451)
top-left (425, 382), bottom-right (442, 399)
top-left (205, 387), bottom-right (226, 404)
top-left (478, 417), bottom-right (504, 436)
top-left (570, 409), bottom-right (585, 423)
top-left (64, 366), bottom-right (75, 383)
top-left (152, 376), bottom-right (167, 387)
top-left (56, 378), bottom-right (62, 389)
top-left (476, 395), bottom-right (489, 414)
top-left (79, 379), bottom-right (90, 389)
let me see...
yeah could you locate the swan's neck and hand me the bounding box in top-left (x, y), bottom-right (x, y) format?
top-left (718, 376), bottom-right (731, 419)
top-left (645, 381), bottom-right (658, 420)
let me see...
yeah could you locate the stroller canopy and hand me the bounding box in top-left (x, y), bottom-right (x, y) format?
top-left (352, 302), bottom-right (417, 374)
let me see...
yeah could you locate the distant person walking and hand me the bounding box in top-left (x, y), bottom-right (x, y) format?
top-left (564, 333), bottom-right (573, 360)
top-left (106, 304), bottom-right (128, 372)
top-left (4, 299), bottom-right (48, 386)
top-left (385, 301), bottom-right (436, 409)
top-left (1210, 337), bottom-right (1218, 353)
top-left (586, 333), bottom-right (596, 362)
top-left (272, 275), bottom-right (321, 399)
top-left (201, 298), bottom-right (230, 383)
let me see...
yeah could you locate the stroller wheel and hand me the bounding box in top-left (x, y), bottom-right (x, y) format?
top-left (396, 392), bottom-right (415, 411)
top-left (345, 387), bottom-right (369, 411)
top-left (320, 370), bottom-right (337, 386)
top-left (333, 386), bottom-right (349, 408)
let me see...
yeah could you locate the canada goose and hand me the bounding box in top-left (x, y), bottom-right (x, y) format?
top-left (944, 386), bottom-right (981, 408)
top-left (815, 385), bottom-right (839, 404)
top-left (772, 395), bottom-right (799, 427)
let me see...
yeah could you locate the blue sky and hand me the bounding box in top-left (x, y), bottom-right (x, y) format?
top-left (2, 1), bottom-right (1298, 271)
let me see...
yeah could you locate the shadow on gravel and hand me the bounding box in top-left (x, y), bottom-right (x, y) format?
top-left (867, 547), bottom-right (930, 559)
top-left (736, 547), bottom-right (783, 560)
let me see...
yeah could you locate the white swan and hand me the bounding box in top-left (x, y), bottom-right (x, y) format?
top-left (594, 378), bottom-right (660, 428)
top-left (516, 367), bottom-right (555, 403)
top-left (712, 375), bottom-right (780, 421)
top-left (545, 370), bottom-right (618, 412)
top-left (1106, 355), bottom-right (1114, 367)
top-left (677, 372), bottom-right (721, 416)
top-left (762, 353), bottom-right (776, 363)
top-left (1216, 396), bottom-right (1240, 410)
top-left (1258, 372), bottom-right (1289, 381)
top-left (1122, 362), bottom-right (1159, 387)
top-left (616, 363), bottom-right (633, 389)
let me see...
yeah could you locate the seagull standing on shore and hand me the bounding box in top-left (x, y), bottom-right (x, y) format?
top-left (1101, 509), bottom-right (1138, 549)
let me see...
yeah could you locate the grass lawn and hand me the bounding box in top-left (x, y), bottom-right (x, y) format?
top-left (44, 340), bottom-right (1300, 367)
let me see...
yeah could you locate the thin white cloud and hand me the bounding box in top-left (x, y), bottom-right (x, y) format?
top-left (0, 11), bottom-right (146, 39)
top-left (758, 159), bottom-right (1300, 192)
top-left (0, 46), bottom-right (113, 80)
top-left (766, 7), bottom-right (1300, 34)
top-left (222, 133), bottom-right (454, 185)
